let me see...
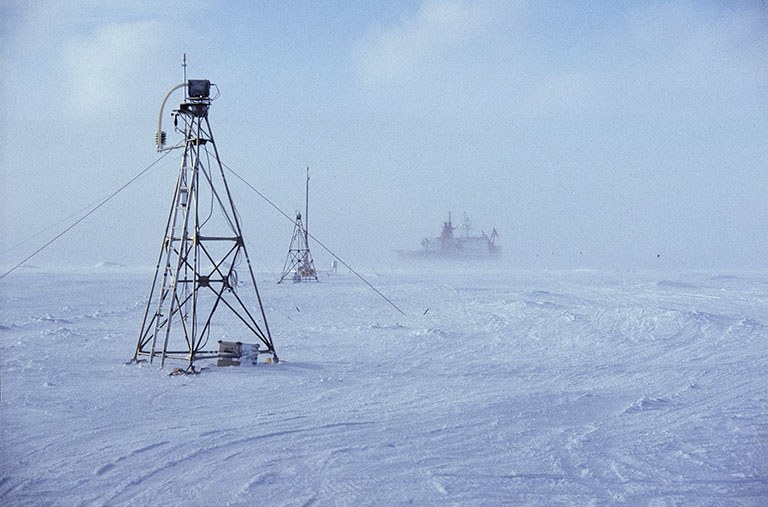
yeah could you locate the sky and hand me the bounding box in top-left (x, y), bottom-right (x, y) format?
top-left (1, 0), bottom-right (767, 272)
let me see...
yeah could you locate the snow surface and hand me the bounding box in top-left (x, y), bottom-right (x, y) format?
top-left (1, 266), bottom-right (767, 505)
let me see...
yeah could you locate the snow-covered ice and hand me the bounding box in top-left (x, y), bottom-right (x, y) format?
top-left (1, 266), bottom-right (767, 505)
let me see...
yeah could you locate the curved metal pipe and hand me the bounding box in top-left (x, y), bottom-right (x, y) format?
top-left (155, 82), bottom-right (186, 151)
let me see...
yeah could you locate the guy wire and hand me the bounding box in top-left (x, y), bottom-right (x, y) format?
top-left (223, 162), bottom-right (408, 317)
top-left (0, 151), bottom-right (172, 281)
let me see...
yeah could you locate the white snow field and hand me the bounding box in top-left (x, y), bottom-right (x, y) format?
top-left (1, 266), bottom-right (766, 505)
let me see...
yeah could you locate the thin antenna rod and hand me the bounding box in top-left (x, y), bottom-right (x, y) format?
top-left (182, 53), bottom-right (187, 99)
top-left (305, 167), bottom-right (310, 246)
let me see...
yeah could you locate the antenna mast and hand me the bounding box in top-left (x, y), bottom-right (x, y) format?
top-left (182, 53), bottom-right (187, 97)
top-left (134, 69), bottom-right (278, 369)
top-left (277, 168), bottom-right (318, 283)
top-left (305, 167), bottom-right (310, 246)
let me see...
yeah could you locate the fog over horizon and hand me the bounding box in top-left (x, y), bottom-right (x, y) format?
top-left (2, 1), bottom-right (767, 273)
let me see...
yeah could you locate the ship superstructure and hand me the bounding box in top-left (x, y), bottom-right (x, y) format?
top-left (398, 213), bottom-right (500, 259)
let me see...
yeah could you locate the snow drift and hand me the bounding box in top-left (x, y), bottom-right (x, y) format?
top-left (1, 267), bottom-right (766, 505)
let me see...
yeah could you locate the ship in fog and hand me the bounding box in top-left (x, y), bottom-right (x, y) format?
top-left (397, 213), bottom-right (501, 260)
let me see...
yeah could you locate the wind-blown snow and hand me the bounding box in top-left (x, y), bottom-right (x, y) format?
top-left (1, 267), bottom-right (766, 505)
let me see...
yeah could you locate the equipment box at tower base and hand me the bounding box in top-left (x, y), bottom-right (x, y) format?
top-left (217, 340), bottom-right (259, 367)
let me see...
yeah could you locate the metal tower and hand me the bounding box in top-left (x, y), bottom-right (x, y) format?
top-left (278, 168), bottom-right (318, 283)
top-left (133, 78), bottom-right (278, 369)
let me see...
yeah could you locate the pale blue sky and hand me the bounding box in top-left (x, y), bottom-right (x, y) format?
top-left (2, 1), bottom-right (767, 270)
